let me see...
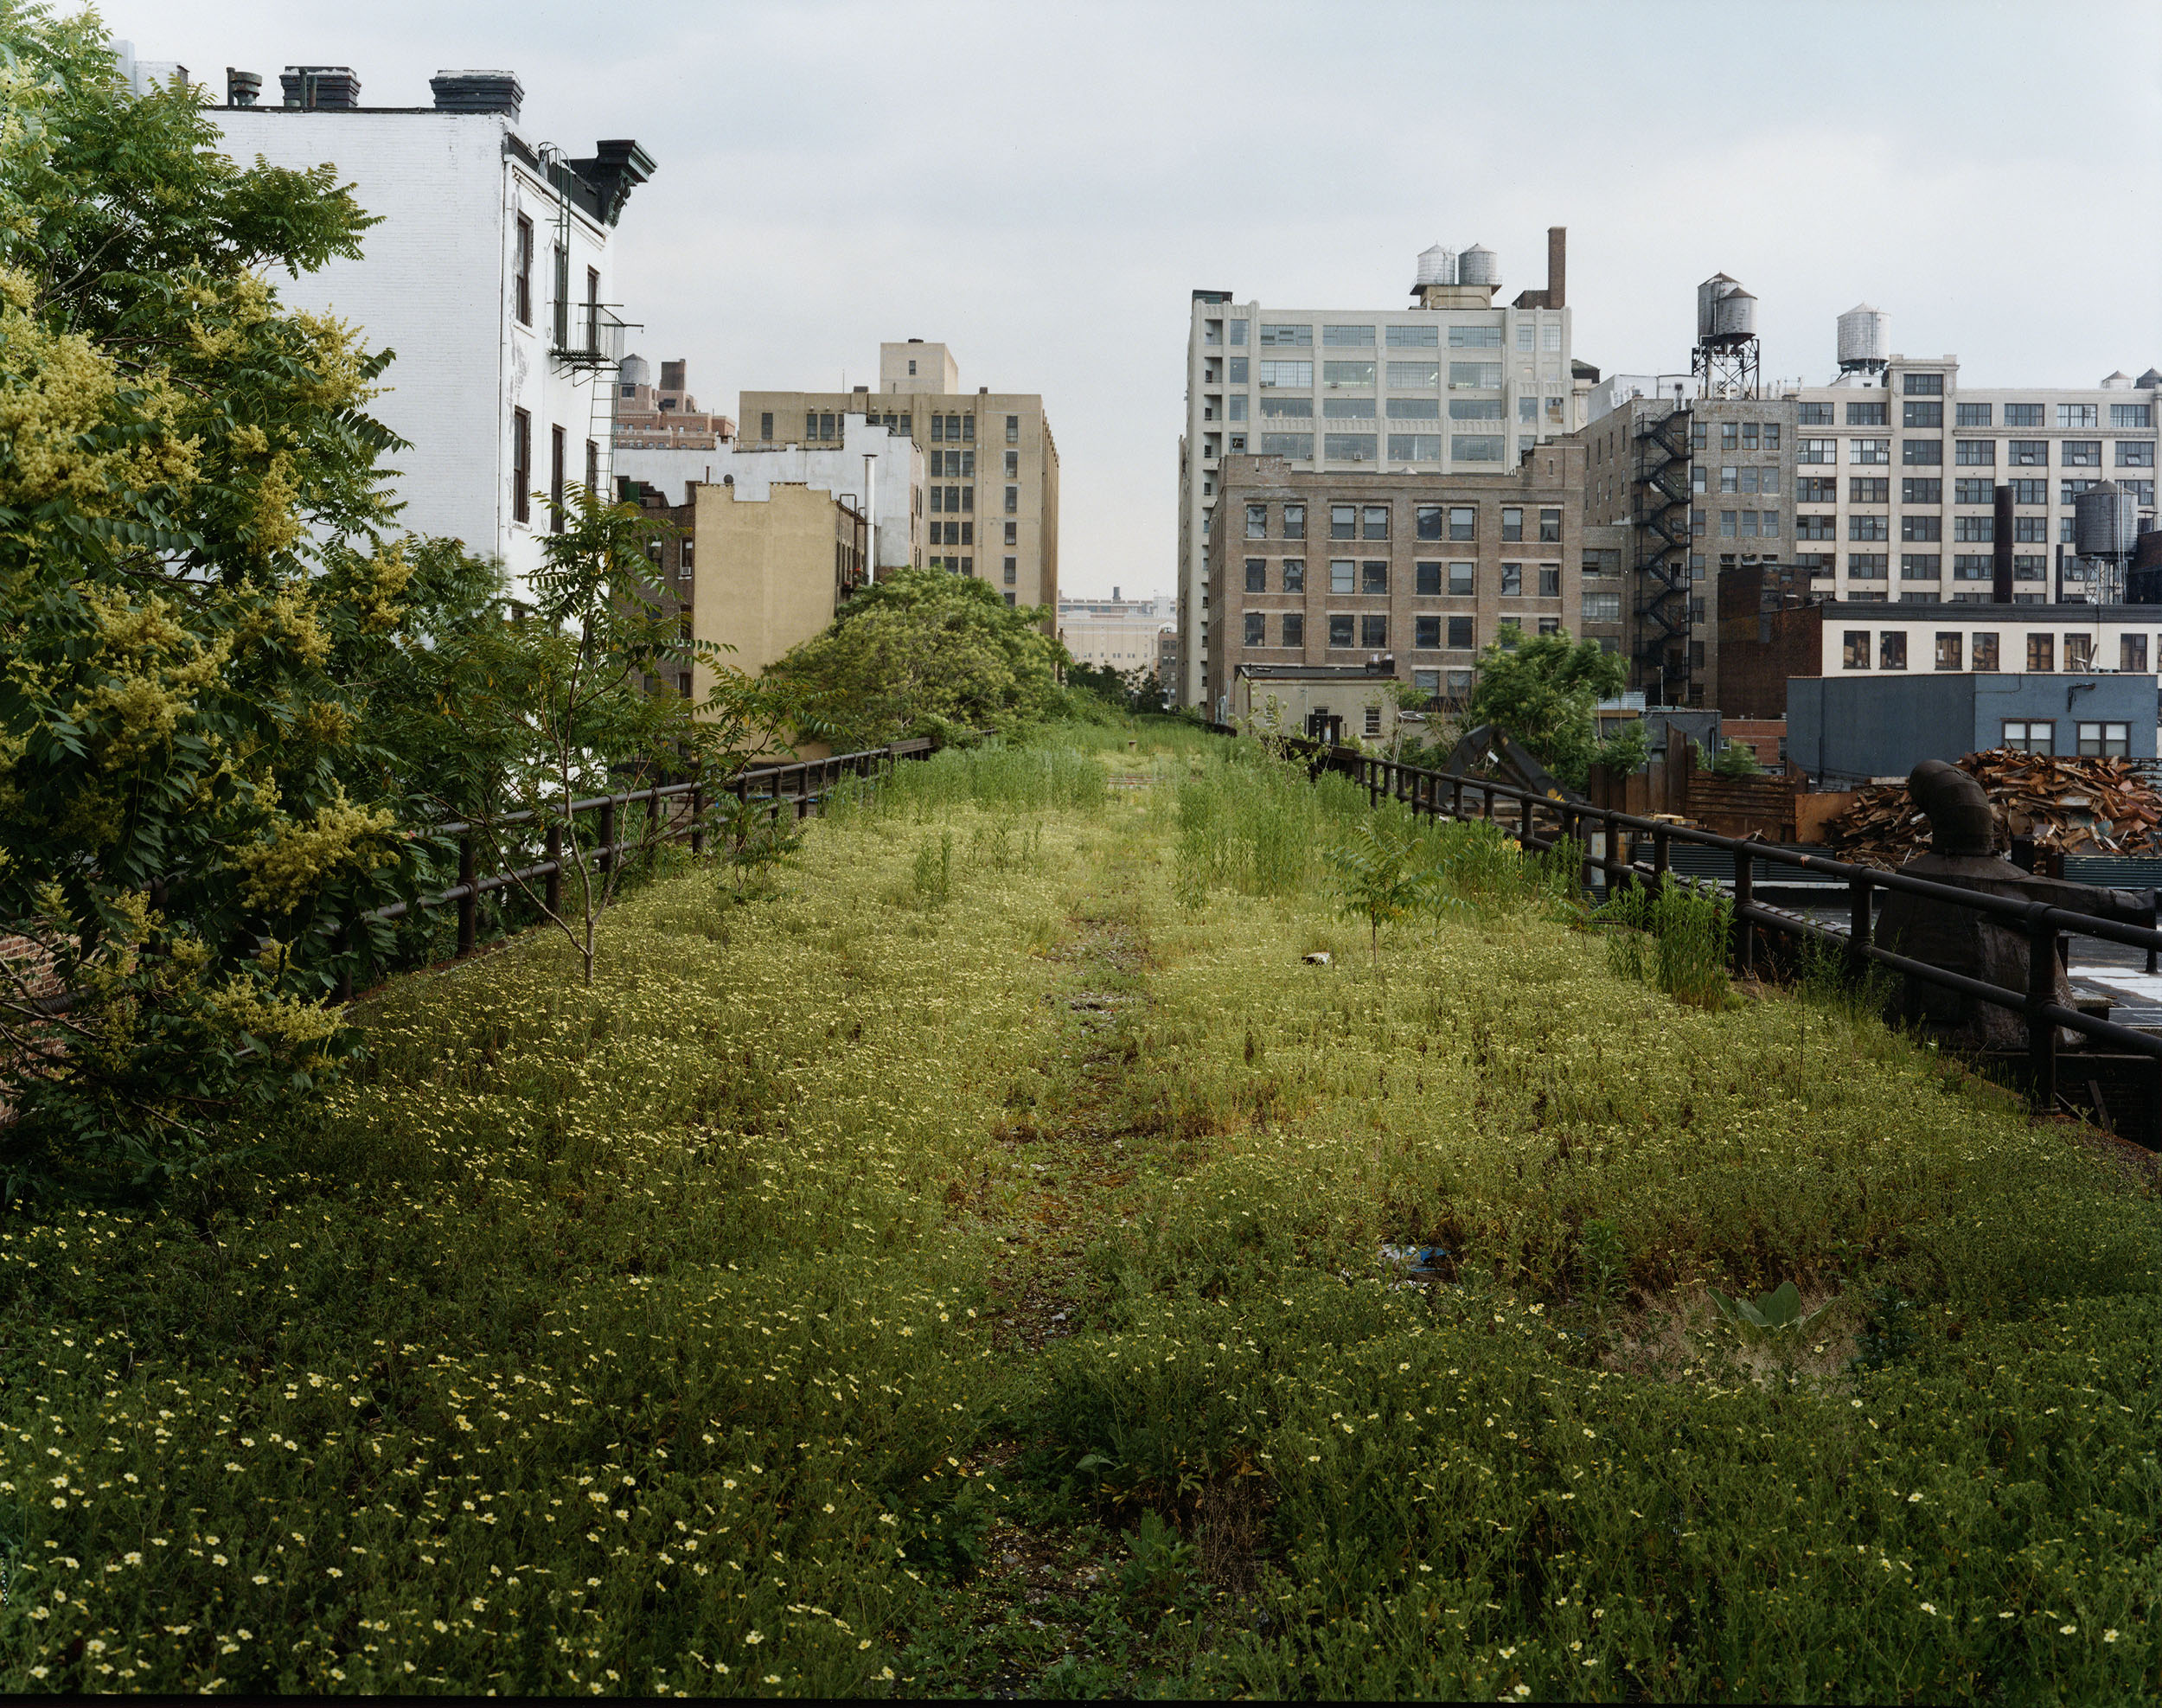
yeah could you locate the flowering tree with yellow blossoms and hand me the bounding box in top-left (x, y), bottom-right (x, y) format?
top-left (0, 3), bottom-right (430, 1193)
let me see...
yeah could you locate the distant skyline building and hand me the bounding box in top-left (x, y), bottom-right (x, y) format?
top-left (1059, 590), bottom-right (1174, 677)
top-left (616, 355), bottom-right (734, 451)
top-left (1177, 227), bottom-right (1594, 706)
top-left (740, 342), bottom-right (1059, 618)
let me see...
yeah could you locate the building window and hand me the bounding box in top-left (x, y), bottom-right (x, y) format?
top-left (2000, 402), bottom-right (2042, 427)
top-left (1903, 373), bottom-right (1943, 395)
top-left (1386, 324), bottom-right (1439, 348)
top-left (1495, 506), bottom-right (1522, 542)
top-left (548, 424), bottom-right (566, 530)
top-left (1853, 438), bottom-right (1890, 464)
top-left (2120, 441), bottom-right (2157, 468)
top-left (1447, 324), bottom-right (1504, 349)
top-left (1389, 361), bottom-right (1441, 390)
top-left (1903, 400), bottom-right (1943, 428)
top-left (1953, 478), bottom-right (1993, 504)
top-left (1879, 630), bottom-right (1909, 669)
top-left (1846, 401), bottom-right (1887, 427)
top-left (1581, 592), bottom-right (1621, 623)
top-left (1282, 611), bottom-right (1303, 647)
top-left (1954, 515), bottom-right (1995, 543)
top-left (1324, 504), bottom-right (1356, 541)
top-left (1321, 324), bottom-right (1375, 347)
top-left (1004, 485), bottom-right (1019, 514)
top-left (1359, 614), bottom-right (1388, 649)
top-left (1902, 438), bottom-right (1943, 465)
top-left (1415, 561), bottom-right (1442, 596)
top-left (1282, 559), bottom-right (1306, 592)
top-left (1500, 562), bottom-right (1522, 597)
top-left (1449, 506), bottom-right (1476, 541)
top-left (1850, 515), bottom-right (1889, 541)
top-left (1415, 615), bottom-right (1442, 648)
top-left (1954, 439), bottom-right (1996, 466)
top-left (1969, 631), bottom-right (1999, 670)
top-left (1901, 554), bottom-right (1941, 579)
top-left (1363, 705), bottom-right (1384, 737)
top-left (585, 438), bottom-right (598, 495)
top-left (2077, 720), bottom-right (2131, 758)
top-left (2063, 440), bottom-right (2102, 468)
top-left (1327, 613), bottom-right (1354, 647)
top-left (1259, 323), bottom-right (1313, 347)
top-left (1245, 502), bottom-right (1267, 539)
top-left (1538, 508), bottom-right (1563, 543)
top-left (1799, 438), bottom-right (1836, 464)
top-left (1798, 477), bottom-right (1837, 504)
top-left (1330, 560), bottom-right (1355, 594)
top-left (1538, 565), bottom-right (1561, 598)
top-left (511, 407), bottom-right (531, 524)
top-left (2124, 634), bottom-right (2149, 673)
top-left (1721, 422), bottom-right (1739, 449)
top-left (1799, 402), bottom-right (1834, 425)
top-left (2012, 478), bottom-right (2046, 505)
top-left (1449, 562), bottom-right (1475, 595)
top-left (1362, 505), bottom-right (1390, 540)
top-left (1244, 558), bottom-right (1265, 593)
top-left (513, 215), bottom-right (533, 324)
top-left (759, 412), bottom-right (774, 441)
top-left (1954, 402), bottom-right (1992, 427)
top-left (1842, 630), bottom-right (1871, 669)
top-left (1447, 615), bottom-right (1474, 649)
top-left (2004, 719), bottom-right (2053, 753)
top-left (2109, 402), bottom-right (2152, 429)
top-left (1005, 414), bottom-right (1020, 444)
top-left (1934, 631), bottom-right (1963, 670)
top-left (550, 242), bottom-right (569, 345)
top-left (1848, 553), bottom-right (1889, 579)
top-left (1361, 560), bottom-right (1389, 595)
top-left (1903, 477), bottom-right (1942, 505)
top-left (1244, 611), bottom-right (1265, 646)
top-left (2064, 633), bottom-right (2095, 672)
top-left (1901, 515), bottom-right (1942, 541)
top-left (2026, 633), bottom-right (2055, 672)
top-left (2008, 439), bottom-right (2048, 466)
top-left (2056, 403), bottom-right (2099, 430)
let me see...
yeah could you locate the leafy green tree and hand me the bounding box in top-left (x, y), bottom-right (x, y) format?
top-left (1709, 738), bottom-right (1766, 777)
top-left (765, 567), bottom-right (1063, 748)
top-left (0, 7), bottom-right (426, 1193)
top-left (1324, 818), bottom-right (1440, 969)
top-left (1463, 634), bottom-right (1643, 789)
top-left (426, 487), bottom-right (786, 985)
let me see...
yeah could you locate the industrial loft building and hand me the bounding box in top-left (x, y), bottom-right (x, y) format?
top-left (1201, 441), bottom-right (1587, 719)
top-left (739, 342), bottom-right (1059, 617)
top-left (1178, 228), bottom-right (1598, 706)
top-left (179, 53), bottom-right (654, 598)
top-left (1573, 288), bottom-right (2159, 710)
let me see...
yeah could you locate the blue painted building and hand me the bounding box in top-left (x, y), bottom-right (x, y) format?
top-left (1788, 673), bottom-right (2159, 784)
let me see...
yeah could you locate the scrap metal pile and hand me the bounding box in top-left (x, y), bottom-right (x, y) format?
top-left (1826, 752), bottom-right (2162, 868)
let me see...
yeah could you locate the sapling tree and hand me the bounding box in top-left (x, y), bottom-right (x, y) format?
top-left (430, 485), bottom-right (787, 983)
top-left (1324, 818), bottom-right (1441, 969)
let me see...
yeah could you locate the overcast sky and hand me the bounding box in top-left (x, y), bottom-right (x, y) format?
top-left (112, 0), bottom-right (2162, 598)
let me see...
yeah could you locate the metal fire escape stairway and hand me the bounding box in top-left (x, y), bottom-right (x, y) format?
top-left (1632, 406), bottom-right (1694, 705)
top-left (540, 144), bottom-right (635, 502)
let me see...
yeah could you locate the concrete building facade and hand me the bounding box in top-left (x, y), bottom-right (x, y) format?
top-left (685, 483), bottom-right (867, 695)
top-left (1202, 441), bottom-right (1587, 719)
top-left (1059, 591), bottom-right (1175, 676)
top-left (1177, 230), bottom-right (1589, 706)
top-left (616, 415), bottom-right (924, 574)
top-left (202, 65), bottom-right (652, 598)
top-left (739, 342), bottom-right (1059, 616)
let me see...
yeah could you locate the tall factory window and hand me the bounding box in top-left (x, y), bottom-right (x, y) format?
top-left (1935, 633), bottom-right (1963, 671)
top-left (1903, 373), bottom-right (1943, 395)
top-left (510, 408), bottom-right (531, 523)
top-left (1841, 631), bottom-right (1871, 669)
top-left (1878, 631), bottom-right (1909, 670)
top-left (513, 215), bottom-right (533, 324)
top-left (2025, 634), bottom-right (2055, 672)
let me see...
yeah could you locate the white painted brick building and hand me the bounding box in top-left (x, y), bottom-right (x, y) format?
top-left (206, 69), bottom-right (652, 597)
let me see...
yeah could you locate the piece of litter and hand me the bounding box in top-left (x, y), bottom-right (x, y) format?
top-left (1302, 951), bottom-right (1332, 965)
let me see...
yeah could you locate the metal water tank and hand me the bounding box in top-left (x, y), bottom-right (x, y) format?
top-left (1458, 244), bottom-right (1500, 286)
top-left (619, 353), bottom-right (651, 389)
top-left (2101, 370), bottom-right (2133, 391)
top-left (1711, 287), bottom-right (1757, 342)
top-left (1415, 243), bottom-right (1456, 286)
top-left (1696, 273), bottom-right (1737, 342)
top-left (2076, 483), bottom-right (2140, 558)
top-left (1836, 304), bottom-right (1889, 368)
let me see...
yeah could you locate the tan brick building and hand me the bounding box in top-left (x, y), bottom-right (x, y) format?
top-left (684, 482), bottom-right (867, 694)
top-left (1203, 441), bottom-right (1587, 717)
top-left (739, 341), bottom-right (1058, 620)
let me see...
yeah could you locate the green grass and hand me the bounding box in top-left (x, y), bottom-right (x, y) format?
top-left (2, 721), bottom-right (2157, 1698)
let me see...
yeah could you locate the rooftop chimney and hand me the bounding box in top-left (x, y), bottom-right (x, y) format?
top-left (659, 360), bottom-right (686, 393)
top-left (1546, 226), bottom-right (1565, 310)
top-left (279, 66), bottom-right (361, 110)
top-left (226, 67), bottom-right (260, 106)
top-left (430, 69), bottom-right (523, 119)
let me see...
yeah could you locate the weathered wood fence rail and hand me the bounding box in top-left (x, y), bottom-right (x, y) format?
top-left (1213, 723), bottom-right (2162, 1128)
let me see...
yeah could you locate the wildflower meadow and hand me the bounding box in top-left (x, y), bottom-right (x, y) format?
top-left (1, 724), bottom-right (2156, 1698)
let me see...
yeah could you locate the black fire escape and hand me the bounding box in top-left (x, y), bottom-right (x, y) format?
top-left (1631, 406), bottom-right (1693, 706)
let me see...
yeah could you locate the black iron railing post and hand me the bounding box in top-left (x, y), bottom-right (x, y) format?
top-left (1452, 777), bottom-right (1463, 819)
top-left (456, 832), bottom-right (477, 957)
top-left (2028, 909), bottom-right (2058, 1113)
top-left (598, 798), bottom-right (617, 876)
top-left (1652, 826), bottom-right (1670, 896)
top-left (544, 823), bottom-right (562, 916)
top-left (1847, 873), bottom-right (1873, 984)
top-left (1732, 847), bottom-right (1755, 976)
top-left (1519, 794), bottom-right (1535, 848)
top-left (689, 784), bottom-right (705, 855)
